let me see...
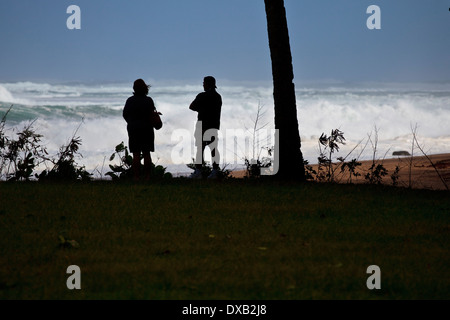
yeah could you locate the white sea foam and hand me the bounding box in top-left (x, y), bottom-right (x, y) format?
top-left (0, 84), bottom-right (31, 105)
top-left (1, 81), bottom-right (449, 177)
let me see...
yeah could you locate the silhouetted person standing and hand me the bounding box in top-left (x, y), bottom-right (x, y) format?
top-left (123, 79), bottom-right (156, 181)
top-left (189, 76), bottom-right (222, 179)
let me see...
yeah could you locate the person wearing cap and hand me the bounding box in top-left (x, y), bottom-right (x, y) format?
top-left (189, 76), bottom-right (222, 179)
top-left (123, 79), bottom-right (156, 181)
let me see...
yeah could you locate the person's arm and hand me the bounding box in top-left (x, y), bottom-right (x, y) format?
top-left (189, 100), bottom-right (198, 112)
top-left (123, 98), bottom-right (130, 123)
top-left (148, 97), bottom-right (156, 111)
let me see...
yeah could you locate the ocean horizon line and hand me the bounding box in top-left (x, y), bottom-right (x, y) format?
top-left (2, 79), bottom-right (450, 88)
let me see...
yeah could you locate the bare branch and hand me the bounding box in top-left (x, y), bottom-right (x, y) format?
top-left (411, 126), bottom-right (449, 191)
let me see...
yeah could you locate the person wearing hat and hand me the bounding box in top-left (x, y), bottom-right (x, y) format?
top-left (123, 79), bottom-right (156, 181)
top-left (189, 76), bottom-right (222, 179)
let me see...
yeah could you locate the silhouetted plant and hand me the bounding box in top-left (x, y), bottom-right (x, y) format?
top-left (1, 107), bottom-right (90, 181)
top-left (410, 124), bottom-right (448, 191)
top-left (340, 158), bottom-right (362, 184)
top-left (303, 159), bottom-right (317, 181)
top-left (107, 142), bottom-right (172, 180)
top-left (244, 147), bottom-right (273, 178)
top-left (363, 126), bottom-right (390, 185)
top-left (187, 159), bottom-right (231, 180)
top-left (106, 142), bottom-right (133, 180)
top-left (8, 122), bottom-right (48, 181)
top-left (364, 163), bottom-right (388, 184)
top-left (391, 165), bottom-right (400, 186)
top-left (317, 129), bottom-right (346, 182)
top-left (0, 107), bottom-right (12, 178)
top-left (0, 108), bottom-right (48, 181)
top-left (37, 134), bottom-right (92, 181)
top-left (0, 107), bottom-right (10, 148)
top-left (241, 103), bottom-right (277, 179)
top-left (153, 163), bottom-right (173, 180)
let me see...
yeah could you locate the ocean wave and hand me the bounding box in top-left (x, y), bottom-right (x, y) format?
top-left (0, 84), bottom-right (31, 105)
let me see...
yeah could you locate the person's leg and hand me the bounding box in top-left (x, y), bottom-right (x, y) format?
top-left (210, 137), bottom-right (220, 171)
top-left (143, 152), bottom-right (152, 181)
top-left (204, 130), bottom-right (220, 179)
top-left (194, 122), bottom-right (204, 170)
top-left (189, 142), bottom-right (205, 179)
top-left (204, 129), bottom-right (220, 171)
top-left (195, 142), bottom-right (205, 170)
top-left (132, 152), bottom-right (141, 181)
top-left (189, 121), bottom-right (205, 179)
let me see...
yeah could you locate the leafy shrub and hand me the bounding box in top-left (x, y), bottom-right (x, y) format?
top-left (303, 159), bottom-right (317, 181)
top-left (340, 158), bottom-right (362, 184)
top-left (1, 107), bottom-right (91, 182)
top-left (106, 142), bottom-right (172, 181)
top-left (391, 165), bottom-right (400, 186)
top-left (0, 107), bottom-right (47, 181)
top-left (106, 142), bottom-right (133, 180)
top-left (186, 159), bottom-right (231, 180)
top-left (37, 135), bottom-right (92, 181)
top-left (364, 163), bottom-right (388, 185)
top-left (244, 147), bottom-right (273, 178)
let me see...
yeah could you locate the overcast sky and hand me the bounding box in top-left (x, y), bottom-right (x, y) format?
top-left (1, 0), bottom-right (450, 84)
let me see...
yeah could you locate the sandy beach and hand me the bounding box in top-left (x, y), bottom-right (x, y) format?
top-left (232, 153), bottom-right (450, 191)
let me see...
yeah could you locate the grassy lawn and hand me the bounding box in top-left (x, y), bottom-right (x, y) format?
top-left (0, 179), bottom-right (449, 300)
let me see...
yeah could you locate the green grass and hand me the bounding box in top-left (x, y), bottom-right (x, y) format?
top-left (0, 179), bottom-right (449, 299)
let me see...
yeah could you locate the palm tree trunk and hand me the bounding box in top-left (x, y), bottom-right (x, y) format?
top-left (264, 0), bottom-right (305, 181)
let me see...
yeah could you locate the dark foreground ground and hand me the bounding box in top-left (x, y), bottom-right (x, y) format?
top-left (0, 179), bottom-right (449, 300)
